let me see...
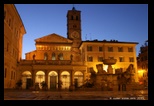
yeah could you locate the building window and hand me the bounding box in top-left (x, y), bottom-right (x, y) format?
top-left (76, 16), bottom-right (78, 20)
top-left (71, 15), bottom-right (73, 20)
top-left (118, 47), bottom-right (123, 52)
top-left (99, 47), bottom-right (103, 52)
top-left (87, 56), bottom-right (93, 62)
top-left (98, 56), bottom-right (103, 62)
top-left (58, 53), bottom-right (63, 60)
top-left (44, 52), bottom-right (48, 60)
top-left (4, 68), bottom-right (7, 78)
top-left (144, 56), bottom-right (147, 61)
top-left (108, 47), bottom-right (113, 52)
top-left (52, 52), bottom-right (56, 60)
top-left (9, 18), bottom-right (11, 27)
top-left (119, 57), bottom-right (124, 62)
top-left (87, 46), bottom-right (92, 51)
top-left (129, 57), bottom-right (134, 62)
top-left (128, 47), bottom-right (133, 52)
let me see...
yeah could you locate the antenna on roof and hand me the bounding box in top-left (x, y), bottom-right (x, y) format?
top-left (85, 34), bottom-right (87, 40)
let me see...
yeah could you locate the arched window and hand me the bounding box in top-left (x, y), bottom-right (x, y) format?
top-left (44, 52), bottom-right (48, 60)
top-left (76, 16), bottom-right (78, 20)
top-left (71, 15), bottom-right (73, 20)
top-left (58, 53), bottom-right (63, 60)
top-left (52, 52), bottom-right (56, 60)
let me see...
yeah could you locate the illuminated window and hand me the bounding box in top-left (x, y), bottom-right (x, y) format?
top-left (58, 53), bottom-right (63, 60)
top-left (87, 46), bottom-right (92, 51)
top-left (108, 47), bottom-right (113, 52)
top-left (44, 52), bottom-right (48, 60)
top-left (128, 47), bottom-right (133, 52)
top-left (129, 57), bottom-right (134, 62)
top-left (99, 46), bottom-right (103, 52)
top-left (118, 47), bottom-right (123, 52)
top-left (119, 57), bottom-right (124, 62)
top-left (52, 52), bottom-right (56, 60)
top-left (87, 56), bottom-right (93, 62)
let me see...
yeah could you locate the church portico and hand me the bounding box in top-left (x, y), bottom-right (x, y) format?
top-left (19, 63), bottom-right (86, 90)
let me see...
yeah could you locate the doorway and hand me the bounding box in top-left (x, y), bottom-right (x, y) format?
top-left (50, 76), bottom-right (57, 90)
top-left (26, 78), bottom-right (32, 89)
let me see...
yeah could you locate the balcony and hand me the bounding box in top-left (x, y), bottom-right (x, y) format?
top-left (19, 60), bottom-right (72, 65)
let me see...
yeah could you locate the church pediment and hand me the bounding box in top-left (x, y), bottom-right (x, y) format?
top-left (35, 33), bottom-right (73, 43)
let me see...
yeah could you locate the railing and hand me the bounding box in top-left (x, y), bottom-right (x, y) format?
top-left (19, 60), bottom-right (72, 65)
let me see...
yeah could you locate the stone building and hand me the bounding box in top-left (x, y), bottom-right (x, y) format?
top-left (4, 4), bottom-right (26, 89)
top-left (137, 40), bottom-right (148, 86)
top-left (4, 5), bottom-right (139, 90)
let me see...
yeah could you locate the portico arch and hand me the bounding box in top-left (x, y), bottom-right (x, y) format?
top-left (61, 71), bottom-right (70, 89)
top-left (74, 71), bottom-right (84, 87)
top-left (48, 71), bottom-right (58, 90)
top-left (35, 71), bottom-right (45, 89)
top-left (21, 71), bottom-right (32, 89)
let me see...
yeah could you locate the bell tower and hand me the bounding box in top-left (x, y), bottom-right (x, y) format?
top-left (67, 6), bottom-right (82, 42)
top-left (67, 6), bottom-right (82, 62)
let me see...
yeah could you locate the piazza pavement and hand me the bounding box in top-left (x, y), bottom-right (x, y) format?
top-left (4, 89), bottom-right (148, 100)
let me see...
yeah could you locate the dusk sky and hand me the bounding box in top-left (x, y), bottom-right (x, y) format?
top-left (14, 4), bottom-right (148, 59)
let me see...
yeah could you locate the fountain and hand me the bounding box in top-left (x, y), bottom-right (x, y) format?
top-left (103, 59), bottom-right (117, 74)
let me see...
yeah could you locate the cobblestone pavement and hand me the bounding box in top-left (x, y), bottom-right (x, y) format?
top-left (4, 89), bottom-right (148, 100)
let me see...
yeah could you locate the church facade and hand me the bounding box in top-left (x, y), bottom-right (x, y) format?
top-left (4, 5), bottom-right (139, 90)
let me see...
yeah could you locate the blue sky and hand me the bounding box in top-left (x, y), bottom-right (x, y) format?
top-left (15, 4), bottom-right (148, 59)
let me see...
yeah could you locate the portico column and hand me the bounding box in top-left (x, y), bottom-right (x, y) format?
top-left (32, 70), bottom-right (35, 87)
top-left (58, 70), bottom-right (61, 90)
top-left (45, 70), bottom-right (48, 89)
top-left (69, 70), bottom-right (74, 91)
